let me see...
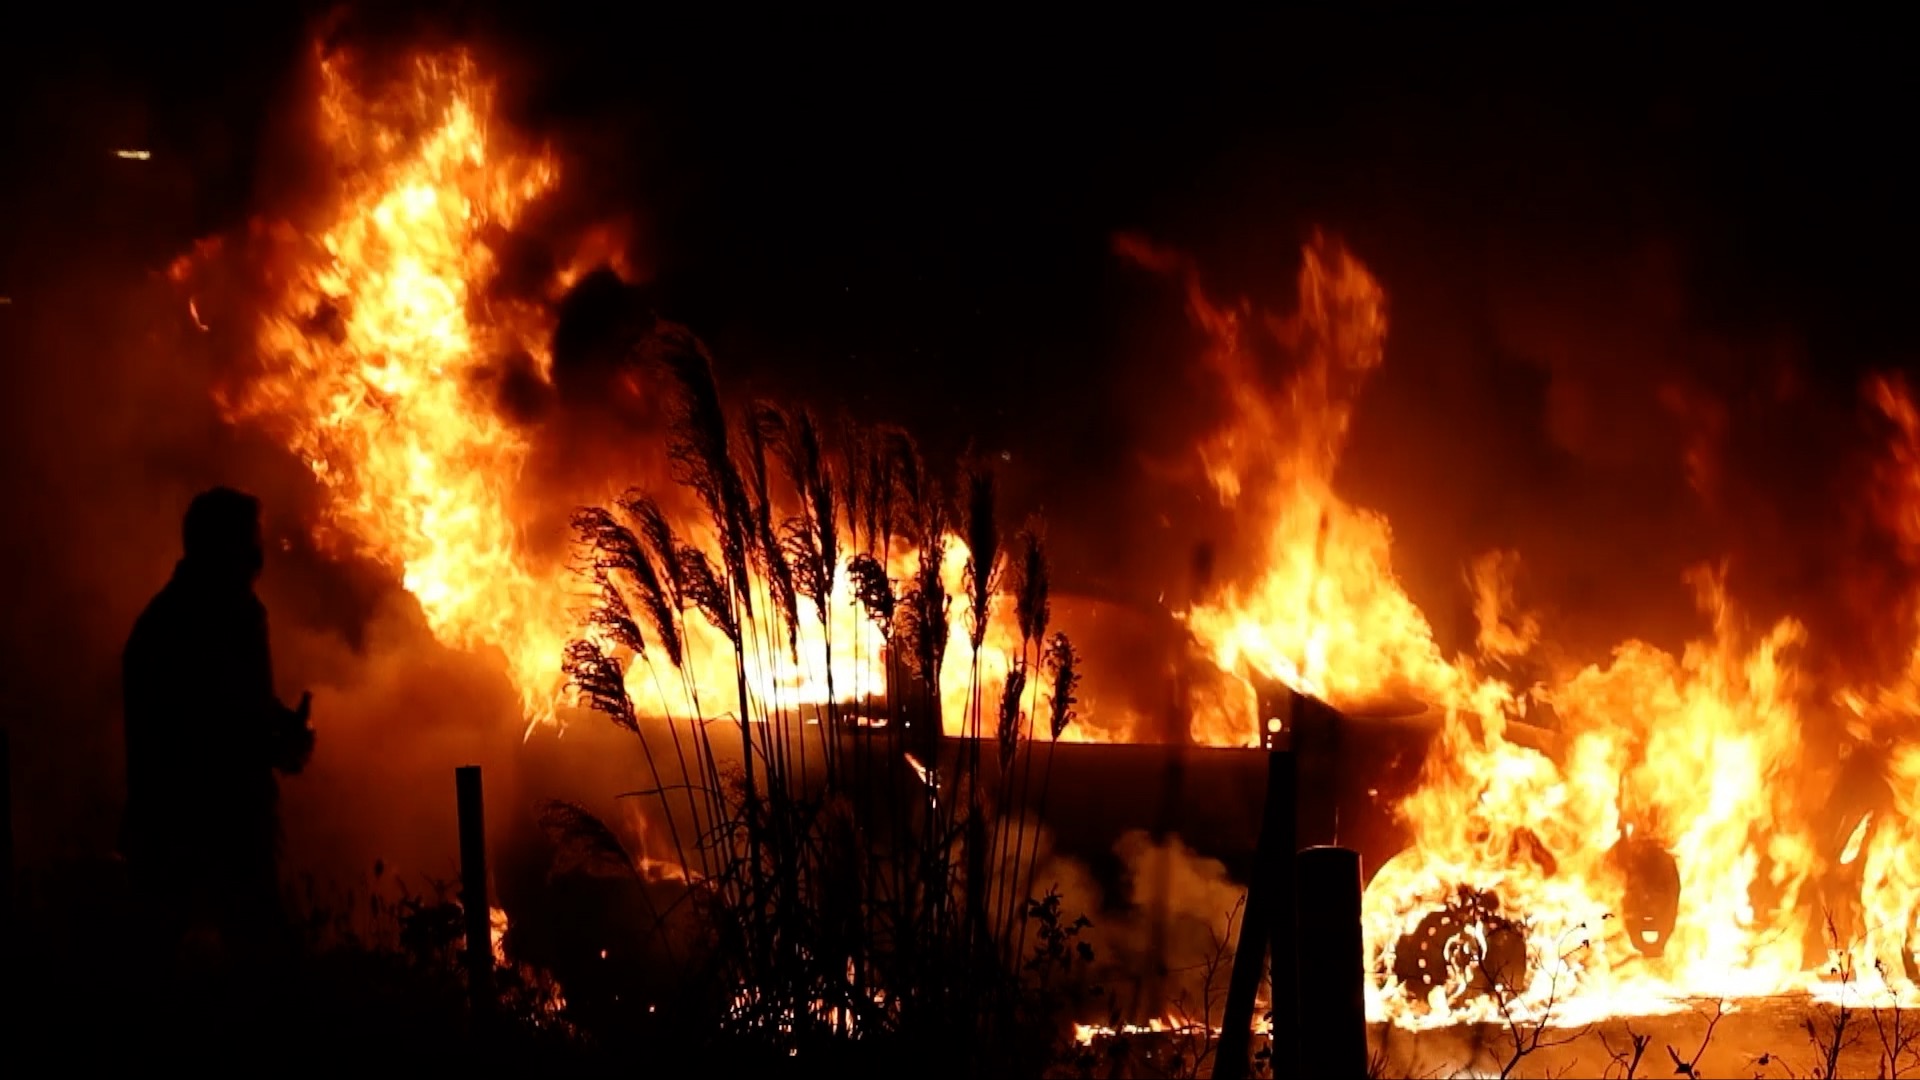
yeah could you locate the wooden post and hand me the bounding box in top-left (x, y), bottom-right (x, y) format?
top-left (1, 729), bottom-right (12, 935)
top-left (1216, 716), bottom-right (1298, 1080)
top-left (1291, 693), bottom-right (1344, 847)
top-left (1267, 741), bottom-right (1301, 1065)
top-left (1296, 845), bottom-right (1368, 1078)
top-left (1139, 713), bottom-right (1189, 1022)
top-left (456, 765), bottom-right (495, 1026)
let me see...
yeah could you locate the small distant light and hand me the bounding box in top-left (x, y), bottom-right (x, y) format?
top-left (113, 149), bottom-right (152, 161)
top-left (1266, 717), bottom-right (1282, 733)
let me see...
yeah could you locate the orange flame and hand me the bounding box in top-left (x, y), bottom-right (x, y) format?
top-left (211, 47), bottom-right (576, 724)
top-left (182, 45), bottom-right (1036, 745)
top-left (1129, 231), bottom-right (1920, 1027)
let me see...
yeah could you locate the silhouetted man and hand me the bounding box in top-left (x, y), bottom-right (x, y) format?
top-left (120, 487), bottom-right (315, 977)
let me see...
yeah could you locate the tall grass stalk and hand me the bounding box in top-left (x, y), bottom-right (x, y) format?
top-left (560, 327), bottom-right (1088, 1063)
top-left (993, 521), bottom-right (1051, 962)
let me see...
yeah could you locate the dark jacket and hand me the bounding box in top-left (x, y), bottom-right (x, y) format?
top-left (120, 558), bottom-right (306, 880)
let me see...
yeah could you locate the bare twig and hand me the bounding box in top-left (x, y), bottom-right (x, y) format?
top-left (1599, 1023), bottom-right (1650, 1079)
top-left (1477, 924), bottom-right (1594, 1079)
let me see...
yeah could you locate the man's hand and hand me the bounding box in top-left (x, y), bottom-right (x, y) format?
top-left (284, 723), bottom-right (316, 775)
top-left (274, 691), bottom-right (317, 775)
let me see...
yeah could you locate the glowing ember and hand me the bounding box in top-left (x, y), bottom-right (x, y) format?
top-left (1072, 1009), bottom-right (1272, 1048)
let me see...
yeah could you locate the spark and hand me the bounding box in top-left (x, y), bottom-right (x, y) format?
top-left (113, 149), bottom-right (152, 161)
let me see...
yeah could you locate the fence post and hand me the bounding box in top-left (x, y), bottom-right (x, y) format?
top-left (456, 765), bottom-right (495, 1027)
top-left (1216, 713), bottom-right (1298, 1080)
top-left (1296, 845), bottom-right (1368, 1077)
top-left (1, 729), bottom-right (12, 936)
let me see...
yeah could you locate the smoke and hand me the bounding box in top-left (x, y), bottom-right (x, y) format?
top-left (271, 595), bottom-right (528, 888)
top-left (1020, 825), bottom-right (1252, 1024)
top-left (1470, 233), bottom-right (1906, 689)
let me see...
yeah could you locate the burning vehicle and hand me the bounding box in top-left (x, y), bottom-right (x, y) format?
top-left (126, 25), bottom-right (1920, 1069)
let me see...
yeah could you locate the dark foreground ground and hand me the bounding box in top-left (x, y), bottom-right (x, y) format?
top-left (1078, 996), bottom-right (1919, 1078)
top-left (17, 851), bottom-right (1906, 1079)
top-left (1, 854), bottom-right (1095, 1075)
top-left (2, 856), bottom-right (590, 1069)
top-left (1374, 996), bottom-right (1918, 1079)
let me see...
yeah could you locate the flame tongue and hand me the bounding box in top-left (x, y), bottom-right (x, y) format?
top-left (215, 47), bottom-right (574, 721)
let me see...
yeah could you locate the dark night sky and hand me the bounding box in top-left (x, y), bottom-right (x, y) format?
top-left (12, 10), bottom-right (1915, 396)
top-left (6, 11), bottom-right (1914, 423)
top-left (2, 9), bottom-right (1918, 857)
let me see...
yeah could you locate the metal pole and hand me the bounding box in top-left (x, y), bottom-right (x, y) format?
top-left (1216, 736), bottom-right (1297, 1080)
top-left (1296, 845), bottom-right (1368, 1077)
top-left (456, 765), bottom-right (495, 1025)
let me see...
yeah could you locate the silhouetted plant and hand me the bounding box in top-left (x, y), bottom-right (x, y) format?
top-left (558, 324), bottom-right (1091, 1071)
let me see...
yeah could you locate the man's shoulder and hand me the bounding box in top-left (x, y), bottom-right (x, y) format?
top-left (126, 578), bottom-right (267, 646)
top-left (234, 587), bottom-right (268, 618)
top-left (126, 584), bottom-right (176, 642)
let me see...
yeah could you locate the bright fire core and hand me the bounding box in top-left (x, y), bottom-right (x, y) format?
top-left (176, 44), bottom-right (1920, 1030)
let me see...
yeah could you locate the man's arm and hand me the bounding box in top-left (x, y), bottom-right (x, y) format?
top-left (244, 600), bottom-right (314, 775)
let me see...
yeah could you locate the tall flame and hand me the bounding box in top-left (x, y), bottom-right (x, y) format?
top-left (183, 45), bottom-right (1026, 740)
top-left (1121, 232), bottom-right (1515, 744)
top-left (1130, 230), bottom-right (1920, 1028)
top-left (211, 48), bottom-right (576, 722)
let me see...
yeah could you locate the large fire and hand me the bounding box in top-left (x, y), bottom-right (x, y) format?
top-left (1119, 231), bottom-right (1920, 1029)
top-left (169, 44), bottom-right (1024, 740)
top-left (170, 39), bottom-right (1920, 1039)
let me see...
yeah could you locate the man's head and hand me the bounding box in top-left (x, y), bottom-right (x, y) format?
top-left (181, 486), bottom-right (265, 582)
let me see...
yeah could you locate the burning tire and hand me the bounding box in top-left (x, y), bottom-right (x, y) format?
top-left (1609, 835), bottom-right (1680, 957)
top-left (1391, 886), bottom-right (1529, 1004)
